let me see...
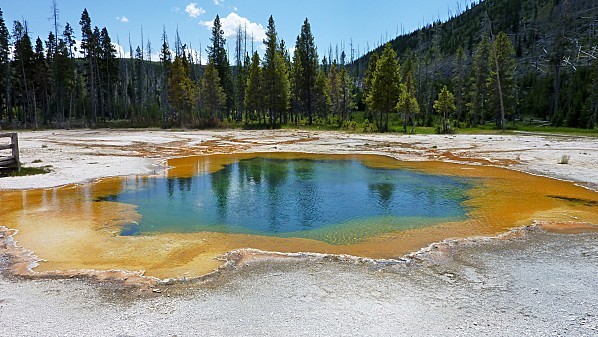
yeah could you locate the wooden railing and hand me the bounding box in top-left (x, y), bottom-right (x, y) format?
top-left (0, 133), bottom-right (20, 171)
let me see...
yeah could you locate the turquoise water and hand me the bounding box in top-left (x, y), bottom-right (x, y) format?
top-left (98, 157), bottom-right (474, 244)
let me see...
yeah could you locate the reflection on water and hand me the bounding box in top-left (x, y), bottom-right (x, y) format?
top-left (96, 157), bottom-right (473, 243)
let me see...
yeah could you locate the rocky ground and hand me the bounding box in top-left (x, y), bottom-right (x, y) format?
top-left (1, 229), bottom-right (596, 336)
top-left (1, 129), bottom-right (597, 336)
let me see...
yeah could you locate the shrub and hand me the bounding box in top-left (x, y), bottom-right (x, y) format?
top-left (558, 155), bottom-right (570, 164)
top-left (362, 119), bottom-right (378, 133)
top-left (341, 120), bottom-right (358, 131)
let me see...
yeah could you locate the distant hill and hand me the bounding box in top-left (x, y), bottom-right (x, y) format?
top-left (351, 0), bottom-right (598, 127)
top-left (354, 0), bottom-right (597, 76)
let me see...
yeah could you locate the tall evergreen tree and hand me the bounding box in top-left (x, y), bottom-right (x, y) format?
top-left (12, 21), bottom-right (36, 125)
top-left (244, 52), bottom-right (263, 124)
top-left (99, 27), bottom-right (118, 120)
top-left (168, 55), bottom-right (198, 127)
top-left (453, 47), bottom-right (467, 127)
top-left (33, 37), bottom-right (49, 126)
top-left (200, 60), bottom-right (226, 126)
top-left (467, 35), bottom-right (491, 126)
top-left (338, 67), bottom-right (355, 122)
top-left (293, 18), bottom-right (319, 125)
top-left (53, 27), bottom-right (76, 125)
top-left (159, 26), bottom-right (172, 121)
top-left (207, 15), bottom-right (233, 118)
top-left (290, 48), bottom-right (302, 124)
top-left (362, 52), bottom-right (378, 121)
top-left (79, 8), bottom-right (98, 122)
top-left (366, 44), bottom-right (401, 132)
top-left (588, 58), bottom-right (598, 129)
top-left (0, 8), bottom-right (10, 122)
top-left (396, 67), bottom-right (419, 134)
top-left (487, 32), bottom-right (515, 129)
top-left (328, 60), bottom-right (341, 121)
top-left (262, 16), bottom-right (289, 128)
top-left (63, 22), bottom-right (75, 58)
top-left (233, 26), bottom-right (246, 122)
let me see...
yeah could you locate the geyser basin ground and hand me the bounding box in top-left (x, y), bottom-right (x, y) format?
top-left (1, 152), bottom-right (598, 279)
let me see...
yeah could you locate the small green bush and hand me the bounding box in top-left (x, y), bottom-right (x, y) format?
top-left (362, 119), bottom-right (378, 133)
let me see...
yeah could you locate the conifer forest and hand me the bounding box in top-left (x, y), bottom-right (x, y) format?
top-left (0, 0), bottom-right (597, 133)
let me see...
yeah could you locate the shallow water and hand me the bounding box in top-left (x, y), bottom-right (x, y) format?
top-left (99, 157), bottom-right (473, 244)
top-left (1, 152), bottom-right (597, 278)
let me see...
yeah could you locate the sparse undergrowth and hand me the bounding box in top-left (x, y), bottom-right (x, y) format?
top-left (0, 165), bottom-right (52, 177)
top-left (558, 155), bottom-right (570, 165)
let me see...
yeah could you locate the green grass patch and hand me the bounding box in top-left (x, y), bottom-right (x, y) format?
top-left (0, 165), bottom-right (52, 177)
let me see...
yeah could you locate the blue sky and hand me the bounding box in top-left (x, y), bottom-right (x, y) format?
top-left (1, 0), bottom-right (470, 62)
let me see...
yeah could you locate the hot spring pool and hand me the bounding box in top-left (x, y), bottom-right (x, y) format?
top-left (98, 156), bottom-right (475, 244)
top-left (2, 152), bottom-right (597, 278)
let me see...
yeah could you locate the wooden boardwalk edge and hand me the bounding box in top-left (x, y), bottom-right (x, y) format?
top-left (0, 133), bottom-right (20, 171)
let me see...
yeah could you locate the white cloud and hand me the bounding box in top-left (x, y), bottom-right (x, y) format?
top-left (213, 0), bottom-right (225, 6)
top-left (116, 16), bottom-right (129, 23)
top-left (185, 3), bottom-right (206, 18)
top-left (200, 12), bottom-right (266, 43)
top-left (112, 42), bottom-right (129, 58)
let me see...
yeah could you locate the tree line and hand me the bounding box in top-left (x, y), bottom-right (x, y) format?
top-left (0, 7), bottom-right (356, 130)
top-left (0, 3), bottom-right (596, 132)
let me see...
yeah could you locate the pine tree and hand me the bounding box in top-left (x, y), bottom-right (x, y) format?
top-left (207, 15), bottom-right (233, 118)
top-left (262, 16), bottom-right (289, 128)
top-left (53, 28), bottom-right (76, 125)
top-left (200, 60), bottom-right (226, 126)
top-left (233, 26), bottom-right (247, 122)
top-left (63, 23), bottom-right (75, 58)
top-left (159, 26), bottom-right (172, 121)
top-left (134, 46), bottom-right (144, 109)
top-left (366, 44), bottom-right (401, 132)
top-left (396, 67), bottom-right (420, 134)
top-left (0, 8), bottom-right (10, 122)
top-left (12, 21), bottom-right (36, 125)
top-left (467, 35), bottom-right (491, 126)
top-left (290, 47), bottom-right (301, 124)
top-left (168, 55), bottom-right (198, 127)
top-left (328, 61), bottom-right (341, 121)
top-left (244, 52), bottom-right (263, 124)
top-left (453, 47), bottom-right (467, 127)
top-left (434, 85), bottom-right (456, 134)
top-left (339, 67), bottom-right (355, 122)
top-left (91, 26), bottom-right (104, 121)
top-left (487, 32), bottom-right (515, 129)
top-left (33, 37), bottom-right (49, 126)
top-left (588, 58), bottom-right (598, 129)
top-left (79, 8), bottom-right (98, 122)
top-left (362, 52), bottom-right (378, 121)
top-left (293, 18), bottom-right (319, 125)
top-left (99, 27), bottom-right (118, 120)
top-left (313, 70), bottom-right (331, 121)
top-left (276, 40), bottom-right (290, 125)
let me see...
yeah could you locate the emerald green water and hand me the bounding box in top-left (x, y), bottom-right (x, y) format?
top-left (98, 157), bottom-right (474, 244)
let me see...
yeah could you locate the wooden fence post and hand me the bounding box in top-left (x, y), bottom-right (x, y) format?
top-left (11, 133), bottom-right (20, 171)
